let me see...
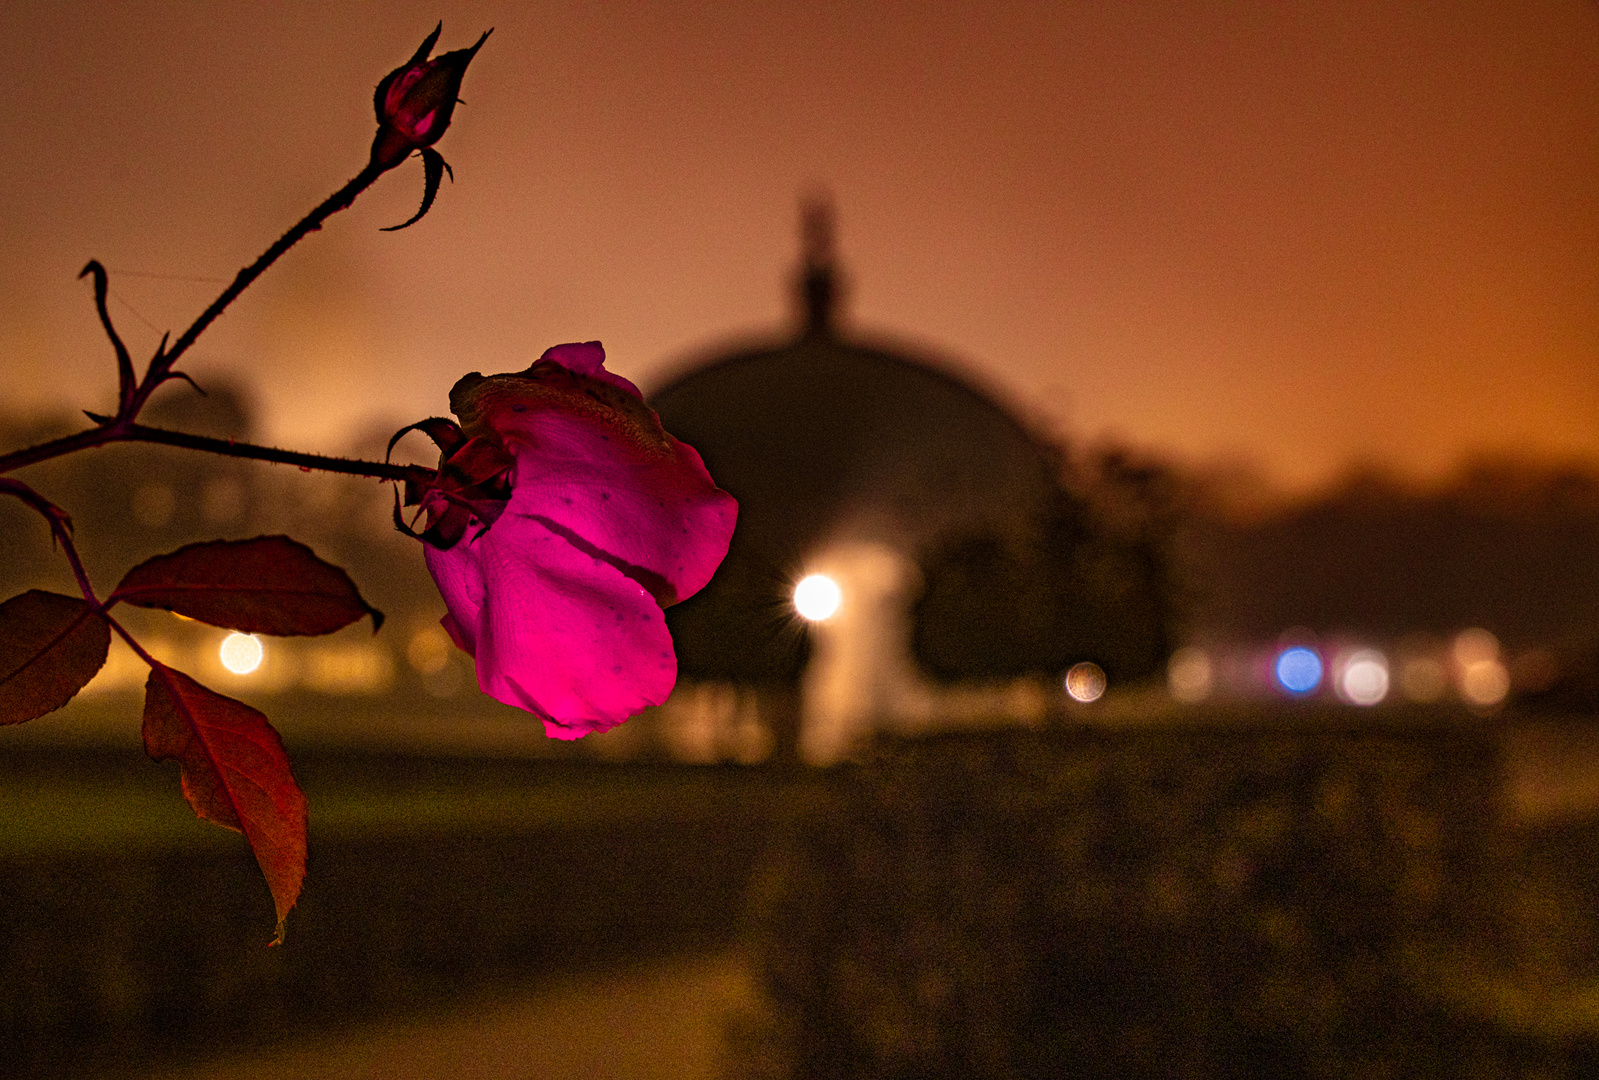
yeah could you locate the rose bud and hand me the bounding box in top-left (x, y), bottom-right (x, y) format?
top-left (370, 23), bottom-right (491, 171)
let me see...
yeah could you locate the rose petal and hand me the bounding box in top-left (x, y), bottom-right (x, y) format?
top-left (538, 341), bottom-right (643, 398)
top-left (505, 417), bottom-right (736, 605)
top-left (425, 532), bottom-right (483, 655)
top-left (425, 341), bottom-right (737, 737)
top-left (425, 513), bottom-right (676, 738)
top-left (450, 344), bottom-right (737, 605)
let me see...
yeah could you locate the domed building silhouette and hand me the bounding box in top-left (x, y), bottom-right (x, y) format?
top-left (648, 202), bottom-right (1070, 762)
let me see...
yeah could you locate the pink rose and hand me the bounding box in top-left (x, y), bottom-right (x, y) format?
top-left (370, 24), bottom-right (491, 171)
top-left (417, 342), bottom-right (737, 739)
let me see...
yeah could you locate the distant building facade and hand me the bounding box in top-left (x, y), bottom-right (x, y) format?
top-left (649, 202), bottom-right (1065, 761)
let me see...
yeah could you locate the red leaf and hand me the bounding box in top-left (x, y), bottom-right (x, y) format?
top-left (111, 535), bottom-right (382, 635)
top-left (0, 590), bottom-right (111, 724)
top-left (142, 662), bottom-right (307, 944)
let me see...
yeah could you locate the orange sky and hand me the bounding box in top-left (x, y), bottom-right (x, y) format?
top-left (2, 1), bottom-right (1596, 494)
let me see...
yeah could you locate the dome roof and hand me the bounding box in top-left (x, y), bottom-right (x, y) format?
top-left (647, 202), bottom-right (1060, 682)
top-left (652, 331), bottom-right (1057, 560)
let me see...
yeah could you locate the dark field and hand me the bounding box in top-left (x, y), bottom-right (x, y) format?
top-left (0, 745), bottom-right (809, 1079)
top-left (5, 706), bottom-right (1599, 1078)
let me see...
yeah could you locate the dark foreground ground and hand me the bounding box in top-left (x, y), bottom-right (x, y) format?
top-left (137, 948), bottom-right (759, 1080)
top-left (742, 713), bottom-right (1599, 1079)
top-left (0, 745), bottom-right (812, 1079)
top-left (5, 703), bottom-right (1599, 1078)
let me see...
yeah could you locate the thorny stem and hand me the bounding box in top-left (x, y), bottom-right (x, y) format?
top-left (0, 158), bottom-right (432, 488)
top-left (123, 425), bottom-right (428, 483)
top-left (0, 427), bottom-right (122, 476)
top-left (107, 617), bottom-right (156, 676)
top-left (0, 479), bottom-right (99, 605)
top-left (159, 162), bottom-right (384, 377)
top-left (56, 524), bottom-right (99, 609)
top-left (0, 424), bottom-right (430, 484)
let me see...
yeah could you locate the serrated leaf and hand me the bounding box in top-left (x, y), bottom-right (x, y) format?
top-left (0, 590), bottom-right (111, 724)
top-left (380, 146), bottom-right (452, 232)
top-left (111, 535), bottom-right (382, 635)
top-left (142, 662), bottom-right (306, 943)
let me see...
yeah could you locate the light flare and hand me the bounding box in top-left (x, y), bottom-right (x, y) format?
top-left (219, 632), bottom-right (264, 676)
top-left (794, 574), bottom-right (842, 622)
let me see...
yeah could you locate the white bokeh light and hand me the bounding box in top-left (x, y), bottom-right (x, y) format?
top-left (219, 632), bottom-right (264, 675)
top-left (1338, 650), bottom-right (1390, 706)
top-left (794, 574), bottom-right (842, 622)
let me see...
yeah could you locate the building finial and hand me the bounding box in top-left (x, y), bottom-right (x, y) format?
top-left (797, 192), bottom-right (840, 337)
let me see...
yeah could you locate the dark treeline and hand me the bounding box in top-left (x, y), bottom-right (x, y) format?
top-left (906, 450), bottom-right (1599, 690)
top-left (912, 445), bottom-right (1185, 687)
top-left (1184, 458), bottom-right (1599, 653)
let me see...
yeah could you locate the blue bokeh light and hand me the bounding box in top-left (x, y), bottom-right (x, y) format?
top-left (1275, 646), bottom-right (1323, 695)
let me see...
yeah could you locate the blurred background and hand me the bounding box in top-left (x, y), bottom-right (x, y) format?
top-left (3, 2), bottom-right (1599, 1077)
